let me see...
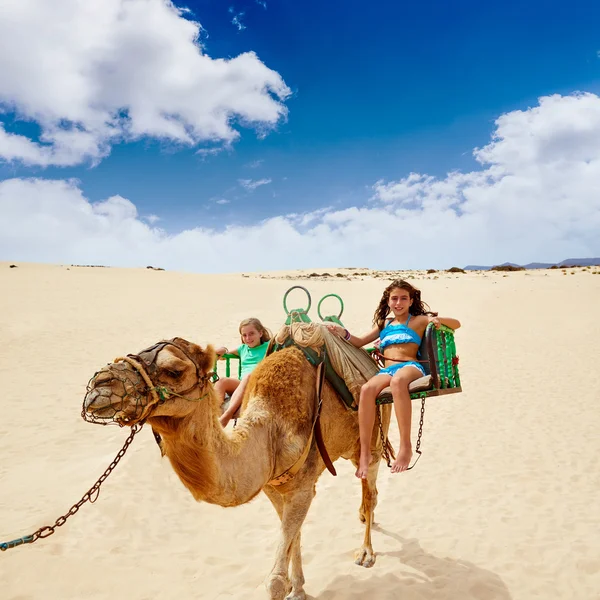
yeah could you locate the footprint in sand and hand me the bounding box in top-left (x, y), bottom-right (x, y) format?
top-left (577, 558), bottom-right (600, 575)
top-left (204, 555), bottom-right (228, 566)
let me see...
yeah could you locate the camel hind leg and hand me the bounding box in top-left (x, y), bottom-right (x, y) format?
top-left (353, 402), bottom-right (390, 568)
top-left (354, 413), bottom-right (389, 569)
top-left (358, 456), bottom-right (381, 524)
top-left (353, 458), bottom-right (381, 568)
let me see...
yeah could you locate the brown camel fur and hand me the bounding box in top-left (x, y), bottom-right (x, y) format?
top-left (83, 337), bottom-right (391, 600)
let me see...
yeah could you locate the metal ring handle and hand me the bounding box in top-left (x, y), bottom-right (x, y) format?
top-left (283, 286), bottom-right (312, 315)
top-left (317, 293), bottom-right (344, 321)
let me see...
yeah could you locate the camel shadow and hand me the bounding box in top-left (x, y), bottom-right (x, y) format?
top-left (310, 528), bottom-right (512, 600)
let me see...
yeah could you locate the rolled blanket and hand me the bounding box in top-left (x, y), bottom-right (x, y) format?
top-left (274, 322), bottom-right (378, 409)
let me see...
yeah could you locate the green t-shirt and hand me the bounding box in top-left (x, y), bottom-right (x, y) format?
top-left (238, 341), bottom-right (270, 378)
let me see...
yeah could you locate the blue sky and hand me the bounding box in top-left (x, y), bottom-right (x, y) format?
top-left (1, 0), bottom-right (600, 271)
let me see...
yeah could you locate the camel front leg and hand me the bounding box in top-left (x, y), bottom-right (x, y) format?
top-left (263, 487), bottom-right (306, 599)
top-left (263, 487), bottom-right (291, 597)
top-left (265, 488), bottom-right (314, 600)
top-left (354, 459), bottom-right (380, 568)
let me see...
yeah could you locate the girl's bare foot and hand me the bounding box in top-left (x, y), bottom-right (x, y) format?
top-left (355, 452), bottom-right (371, 479)
top-left (390, 443), bottom-right (412, 473)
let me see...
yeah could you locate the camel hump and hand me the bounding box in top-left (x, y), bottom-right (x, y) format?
top-left (249, 346), bottom-right (318, 428)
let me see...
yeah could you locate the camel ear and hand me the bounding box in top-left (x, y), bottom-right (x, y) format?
top-left (172, 337), bottom-right (215, 375)
top-left (199, 344), bottom-right (217, 374)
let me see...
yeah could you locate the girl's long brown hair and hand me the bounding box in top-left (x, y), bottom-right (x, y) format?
top-left (373, 279), bottom-right (437, 329)
top-left (239, 317), bottom-right (272, 344)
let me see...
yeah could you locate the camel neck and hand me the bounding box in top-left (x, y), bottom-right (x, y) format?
top-left (149, 392), bottom-right (273, 506)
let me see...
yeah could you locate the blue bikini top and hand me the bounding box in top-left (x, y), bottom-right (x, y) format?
top-left (379, 315), bottom-right (421, 350)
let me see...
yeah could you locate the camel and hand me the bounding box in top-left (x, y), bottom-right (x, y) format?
top-left (83, 336), bottom-right (392, 600)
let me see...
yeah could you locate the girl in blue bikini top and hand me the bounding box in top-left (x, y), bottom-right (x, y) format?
top-left (326, 278), bottom-right (461, 480)
top-left (379, 314), bottom-right (421, 350)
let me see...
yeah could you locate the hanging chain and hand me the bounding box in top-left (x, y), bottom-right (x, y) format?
top-left (377, 406), bottom-right (394, 468)
top-left (414, 396), bottom-right (426, 456)
top-left (1, 423), bottom-right (143, 552)
top-left (377, 396), bottom-right (427, 471)
top-left (407, 397), bottom-right (426, 470)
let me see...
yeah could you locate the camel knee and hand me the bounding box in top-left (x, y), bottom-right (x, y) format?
top-left (359, 499), bottom-right (375, 524)
top-left (359, 477), bottom-right (378, 523)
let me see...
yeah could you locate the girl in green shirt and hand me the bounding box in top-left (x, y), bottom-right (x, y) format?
top-left (214, 317), bottom-right (271, 427)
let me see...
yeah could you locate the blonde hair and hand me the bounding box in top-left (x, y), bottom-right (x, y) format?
top-left (239, 317), bottom-right (272, 344)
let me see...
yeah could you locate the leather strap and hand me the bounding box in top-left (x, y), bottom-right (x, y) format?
top-left (314, 361), bottom-right (336, 476)
top-left (267, 355), bottom-right (336, 486)
top-left (267, 430), bottom-right (315, 486)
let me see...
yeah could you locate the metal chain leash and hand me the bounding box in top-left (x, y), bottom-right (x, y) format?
top-left (1, 423), bottom-right (143, 552)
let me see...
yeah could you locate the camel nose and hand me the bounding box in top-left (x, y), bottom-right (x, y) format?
top-left (83, 388), bottom-right (103, 412)
top-left (93, 371), bottom-right (113, 386)
top-left (84, 380), bottom-right (120, 414)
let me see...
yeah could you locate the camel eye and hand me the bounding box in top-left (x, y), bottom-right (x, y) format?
top-left (166, 369), bottom-right (182, 379)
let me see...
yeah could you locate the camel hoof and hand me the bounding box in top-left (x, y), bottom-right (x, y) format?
top-left (266, 574), bottom-right (292, 600)
top-left (354, 546), bottom-right (376, 568)
top-left (286, 591), bottom-right (306, 600)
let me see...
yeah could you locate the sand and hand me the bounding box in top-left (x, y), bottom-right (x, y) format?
top-left (1, 262), bottom-right (599, 600)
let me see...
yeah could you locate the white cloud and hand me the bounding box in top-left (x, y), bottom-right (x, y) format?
top-left (1, 92), bottom-right (600, 271)
top-left (195, 147), bottom-right (226, 159)
top-left (0, 0), bottom-right (289, 167)
top-left (215, 198), bottom-right (230, 205)
top-left (245, 159), bottom-right (264, 169)
top-left (228, 7), bottom-right (246, 31)
top-left (238, 178), bottom-right (272, 191)
top-left (231, 14), bottom-right (246, 31)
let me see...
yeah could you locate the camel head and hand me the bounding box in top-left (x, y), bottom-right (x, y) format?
top-left (82, 338), bottom-right (216, 427)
